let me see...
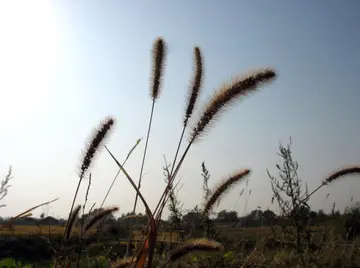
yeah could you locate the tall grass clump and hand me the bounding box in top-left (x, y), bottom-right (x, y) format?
top-left (101, 37), bottom-right (277, 268)
top-left (264, 138), bottom-right (360, 268)
top-left (2, 36), bottom-right (277, 268)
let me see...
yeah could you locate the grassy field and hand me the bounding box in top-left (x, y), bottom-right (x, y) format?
top-left (0, 225), bottom-right (96, 237)
top-left (0, 225), bottom-right (182, 243)
top-left (0, 224), bottom-right (332, 238)
top-left (0, 223), bottom-right (358, 267)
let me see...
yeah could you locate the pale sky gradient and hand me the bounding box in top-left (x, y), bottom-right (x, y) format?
top-left (0, 1), bottom-right (359, 220)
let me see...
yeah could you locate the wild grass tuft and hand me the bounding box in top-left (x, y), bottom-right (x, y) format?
top-left (0, 166), bottom-right (12, 208)
top-left (2, 36), bottom-right (279, 268)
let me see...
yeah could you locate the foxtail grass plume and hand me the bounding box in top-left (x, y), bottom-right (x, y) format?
top-left (296, 166), bottom-right (360, 211)
top-left (79, 116), bottom-right (115, 179)
top-left (84, 206), bottom-right (119, 232)
top-left (150, 37), bottom-right (166, 100)
top-left (184, 46), bottom-right (203, 125)
top-left (169, 238), bottom-right (223, 263)
top-left (325, 166), bottom-right (360, 184)
top-left (65, 204), bottom-right (81, 241)
top-left (133, 37), bottom-right (166, 215)
top-left (203, 169), bottom-right (251, 216)
top-left (190, 68), bottom-right (276, 142)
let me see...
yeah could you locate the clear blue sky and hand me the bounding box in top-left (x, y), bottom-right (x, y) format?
top-left (0, 1), bottom-right (359, 219)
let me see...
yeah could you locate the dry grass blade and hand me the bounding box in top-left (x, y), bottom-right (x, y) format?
top-left (65, 204), bottom-right (81, 241)
top-left (129, 213), bottom-right (159, 267)
top-left (100, 138), bottom-right (142, 208)
top-left (134, 234), bottom-right (152, 268)
top-left (104, 146), bottom-right (154, 220)
top-left (190, 68), bottom-right (276, 142)
top-left (150, 37), bottom-right (166, 100)
top-left (168, 238), bottom-right (223, 263)
top-left (124, 202), bottom-right (158, 267)
top-left (203, 169), bottom-right (251, 216)
top-left (325, 166), bottom-right (360, 183)
top-left (79, 116), bottom-right (116, 179)
top-left (10, 198), bottom-right (59, 220)
top-left (146, 217), bottom-right (158, 267)
top-left (106, 144), bottom-right (156, 264)
top-left (84, 206), bottom-right (119, 232)
top-left (1, 198), bottom-right (59, 231)
top-left (131, 238), bottom-right (149, 268)
top-left (18, 213), bottom-right (33, 219)
top-left (184, 46), bottom-right (203, 125)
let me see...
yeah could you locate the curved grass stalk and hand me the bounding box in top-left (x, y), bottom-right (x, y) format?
top-left (100, 138), bottom-right (142, 208)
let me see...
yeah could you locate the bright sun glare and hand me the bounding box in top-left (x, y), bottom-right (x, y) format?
top-left (0, 1), bottom-right (60, 124)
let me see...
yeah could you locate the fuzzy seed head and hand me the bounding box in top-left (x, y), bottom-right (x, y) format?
top-left (79, 116), bottom-right (115, 179)
top-left (184, 46), bottom-right (203, 125)
top-left (325, 166), bottom-right (360, 183)
top-left (150, 37), bottom-right (166, 100)
top-left (169, 238), bottom-right (223, 263)
top-left (203, 169), bottom-right (251, 216)
top-left (84, 206), bottom-right (119, 232)
top-left (190, 68), bottom-right (276, 142)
